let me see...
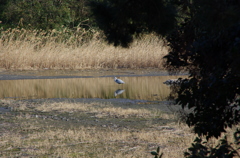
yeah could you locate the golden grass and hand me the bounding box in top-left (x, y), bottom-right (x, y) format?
top-left (0, 100), bottom-right (190, 157)
top-left (33, 101), bottom-right (176, 120)
top-left (0, 28), bottom-right (168, 70)
top-left (36, 102), bottom-right (152, 117)
top-left (1, 125), bottom-right (193, 157)
top-left (0, 100), bottom-right (238, 157)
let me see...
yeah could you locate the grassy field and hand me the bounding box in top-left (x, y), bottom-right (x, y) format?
top-left (0, 99), bottom-right (238, 158)
top-left (0, 99), bottom-right (190, 157)
top-left (0, 28), bottom-right (168, 70)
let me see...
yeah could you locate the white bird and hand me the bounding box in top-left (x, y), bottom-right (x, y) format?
top-left (114, 77), bottom-right (125, 84)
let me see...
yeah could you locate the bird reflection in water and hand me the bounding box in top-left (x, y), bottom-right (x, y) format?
top-left (114, 89), bottom-right (125, 97)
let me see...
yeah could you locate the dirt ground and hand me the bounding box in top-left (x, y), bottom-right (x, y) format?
top-left (0, 68), bottom-right (188, 80)
top-left (0, 97), bottom-right (193, 158)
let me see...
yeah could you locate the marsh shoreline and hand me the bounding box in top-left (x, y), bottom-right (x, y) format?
top-left (0, 68), bottom-right (186, 80)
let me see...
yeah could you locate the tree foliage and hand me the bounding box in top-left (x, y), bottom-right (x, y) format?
top-left (184, 129), bottom-right (240, 158)
top-left (0, 0), bottom-right (94, 30)
top-left (90, 0), bottom-right (176, 47)
top-left (90, 0), bottom-right (240, 139)
top-left (165, 0), bottom-right (240, 139)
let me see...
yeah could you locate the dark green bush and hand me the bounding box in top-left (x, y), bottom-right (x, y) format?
top-left (184, 129), bottom-right (240, 158)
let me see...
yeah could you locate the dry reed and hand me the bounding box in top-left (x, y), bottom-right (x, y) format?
top-left (0, 28), bottom-right (168, 70)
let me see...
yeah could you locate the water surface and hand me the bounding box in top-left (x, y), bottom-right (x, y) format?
top-left (0, 70), bottom-right (186, 101)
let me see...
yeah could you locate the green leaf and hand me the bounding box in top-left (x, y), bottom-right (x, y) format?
top-left (150, 151), bottom-right (158, 156)
top-left (157, 146), bottom-right (160, 153)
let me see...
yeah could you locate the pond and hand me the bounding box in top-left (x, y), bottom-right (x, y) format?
top-left (0, 70), bottom-right (186, 101)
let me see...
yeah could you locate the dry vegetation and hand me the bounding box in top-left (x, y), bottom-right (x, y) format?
top-left (0, 99), bottom-right (189, 158)
top-left (0, 28), bottom-right (168, 70)
top-left (0, 99), bottom-right (237, 158)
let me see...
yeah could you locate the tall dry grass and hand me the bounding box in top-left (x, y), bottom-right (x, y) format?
top-left (0, 28), bottom-right (168, 70)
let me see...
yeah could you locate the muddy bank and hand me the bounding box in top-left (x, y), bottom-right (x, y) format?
top-left (0, 69), bottom-right (187, 80)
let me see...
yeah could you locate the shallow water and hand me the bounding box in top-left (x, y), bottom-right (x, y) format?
top-left (0, 70), bottom-right (186, 101)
